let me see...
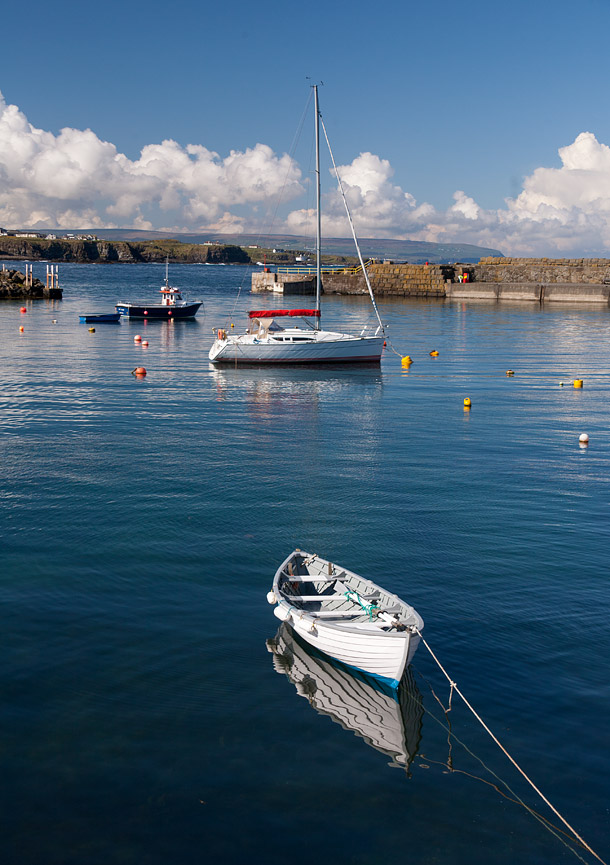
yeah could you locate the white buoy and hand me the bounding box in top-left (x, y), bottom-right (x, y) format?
top-left (579, 433), bottom-right (589, 443)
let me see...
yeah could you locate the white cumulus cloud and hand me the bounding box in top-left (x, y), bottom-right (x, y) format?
top-left (283, 132), bottom-right (610, 255)
top-left (0, 90), bottom-right (303, 232)
top-left (3, 88), bottom-right (610, 256)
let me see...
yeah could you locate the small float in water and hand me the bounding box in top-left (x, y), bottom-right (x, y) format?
top-left (267, 549), bottom-right (424, 689)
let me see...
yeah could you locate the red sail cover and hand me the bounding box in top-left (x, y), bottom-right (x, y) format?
top-left (248, 309), bottom-right (320, 318)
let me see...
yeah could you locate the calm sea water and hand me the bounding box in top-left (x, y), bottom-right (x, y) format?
top-left (0, 262), bottom-right (608, 865)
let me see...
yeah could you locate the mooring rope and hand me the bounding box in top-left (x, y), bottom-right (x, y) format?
top-left (344, 589), bottom-right (377, 620)
top-left (413, 667), bottom-right (590, 863)
top-left (417, 630), bottom-right (607, 865)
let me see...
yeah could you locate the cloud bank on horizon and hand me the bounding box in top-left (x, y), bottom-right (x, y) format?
top-left (1, 89), bottom-right (610, 256)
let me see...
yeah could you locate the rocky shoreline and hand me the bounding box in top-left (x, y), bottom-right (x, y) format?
top-left (0, 268), bottom-right (62, 299)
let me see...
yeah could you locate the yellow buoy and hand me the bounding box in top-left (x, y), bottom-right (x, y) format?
top-left (230, 323), bottom-right (234, 328)
top-left (89, 327), bottom-right (95, 333)
top-left (464, 397), bottom-right (471, 408)
top-left (506, 370), bottom-right (514, 376)
top-left (430, 350), bottom-right (439, 357)
top-left (573, 379), bottom-right (583, 388)
top-left (401, 356), bottom-right (413, 367)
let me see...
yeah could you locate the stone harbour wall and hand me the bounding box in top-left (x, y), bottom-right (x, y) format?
top-left (323, 263), bottom-right (452, 297)
top-left (252, 258), bottom-right (610, 303)
top-left (476, 257), bottom-right (610, 284)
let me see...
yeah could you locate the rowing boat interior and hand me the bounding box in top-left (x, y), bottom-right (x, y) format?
top-left (277, 552), bottom-right (412, 629)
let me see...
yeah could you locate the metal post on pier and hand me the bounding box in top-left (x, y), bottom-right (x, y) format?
top-left (46, 264), bottom-right (59, 289)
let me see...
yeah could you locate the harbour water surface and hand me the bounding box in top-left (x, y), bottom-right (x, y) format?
top-left (1, 262), bottom-right (608, 864)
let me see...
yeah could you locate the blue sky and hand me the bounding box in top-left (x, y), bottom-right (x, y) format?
top-left (2, 0), bottom-right (610, 254)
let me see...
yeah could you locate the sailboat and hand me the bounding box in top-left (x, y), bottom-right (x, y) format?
top-left (208, 85), bottom-right (385, 364)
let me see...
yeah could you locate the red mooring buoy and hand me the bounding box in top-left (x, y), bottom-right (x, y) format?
top-left (132, 367), bottom-right (147, 377)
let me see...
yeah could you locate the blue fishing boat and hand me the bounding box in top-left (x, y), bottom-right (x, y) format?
top-left (79, 312), bottom-right (121, 323)
top-left (116, 259), bottom-right (202, 320)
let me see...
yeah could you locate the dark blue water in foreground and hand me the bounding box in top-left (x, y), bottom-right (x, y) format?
top-left (1, 262), bottom-right (608, 865)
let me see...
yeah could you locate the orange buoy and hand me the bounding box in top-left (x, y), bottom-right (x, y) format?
top-left (19, 325), bottom-right (24, 332)
top-left (132, 367), bottom-right (147, 376)
top-left (20, 307), bottom-right (27, 313)
top-left (134, 334), bottom-right (142, 342)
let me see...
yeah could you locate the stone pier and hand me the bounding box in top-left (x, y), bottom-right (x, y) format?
top-left (252, 271), bottom-right (316, 295)
top-left (251, 258), bottom-right (610, 304)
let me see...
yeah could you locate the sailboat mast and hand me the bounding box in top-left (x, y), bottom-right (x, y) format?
top-left (314, 84), bottom-right (322, 329)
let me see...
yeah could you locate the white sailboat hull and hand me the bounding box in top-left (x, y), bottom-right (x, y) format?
top-left (270, 550), bottom-right (424, 688)
top-left (209, 333), bottom-right (384, 364)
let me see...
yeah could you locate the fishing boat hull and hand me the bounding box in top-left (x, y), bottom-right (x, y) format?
top-left (209, 334), bottom-right (384, 364)
top-left (268, 622), bottom-right (423, 770)
top-left (116, 302), bottom-right (201, 319)
top-left (269, 550), bottom-right (423, 688)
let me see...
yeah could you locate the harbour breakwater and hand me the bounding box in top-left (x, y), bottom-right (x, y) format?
top-left (253, 258), bottom-right (610, 303)
top-left (0, 267), bottom-right (61, 299)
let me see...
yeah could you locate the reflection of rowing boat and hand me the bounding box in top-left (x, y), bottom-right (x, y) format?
top-left (267, 623), bottom-right (423, 772)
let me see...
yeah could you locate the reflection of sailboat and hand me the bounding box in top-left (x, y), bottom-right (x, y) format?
top-left (208, 363), bottom-right (383, 398)
top-left (209, 85), bottom-right (385, 364)
top-left (267, 623), bottom-right (423, 772)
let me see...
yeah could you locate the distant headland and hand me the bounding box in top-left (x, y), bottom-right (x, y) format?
top-left (0, 228), bottom-right (503, 265)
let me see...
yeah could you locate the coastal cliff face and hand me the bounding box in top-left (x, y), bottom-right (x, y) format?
top-left (0, 237), bottom-right (250, 264)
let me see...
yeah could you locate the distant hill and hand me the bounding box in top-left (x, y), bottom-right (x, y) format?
top-left (42, 229), bottom-right (503, 264)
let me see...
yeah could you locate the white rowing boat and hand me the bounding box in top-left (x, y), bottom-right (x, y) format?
top-left (267, 622), bottom-right (423, 772)
top-left (267, 549), bottom-right (424, 689)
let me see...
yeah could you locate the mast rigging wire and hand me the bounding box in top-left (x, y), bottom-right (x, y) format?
top-left (319, 115), bottom-right (385, 335)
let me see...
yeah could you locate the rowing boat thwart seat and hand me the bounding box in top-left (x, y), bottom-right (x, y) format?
top-left (285, 570), bottom-right (348, 583)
